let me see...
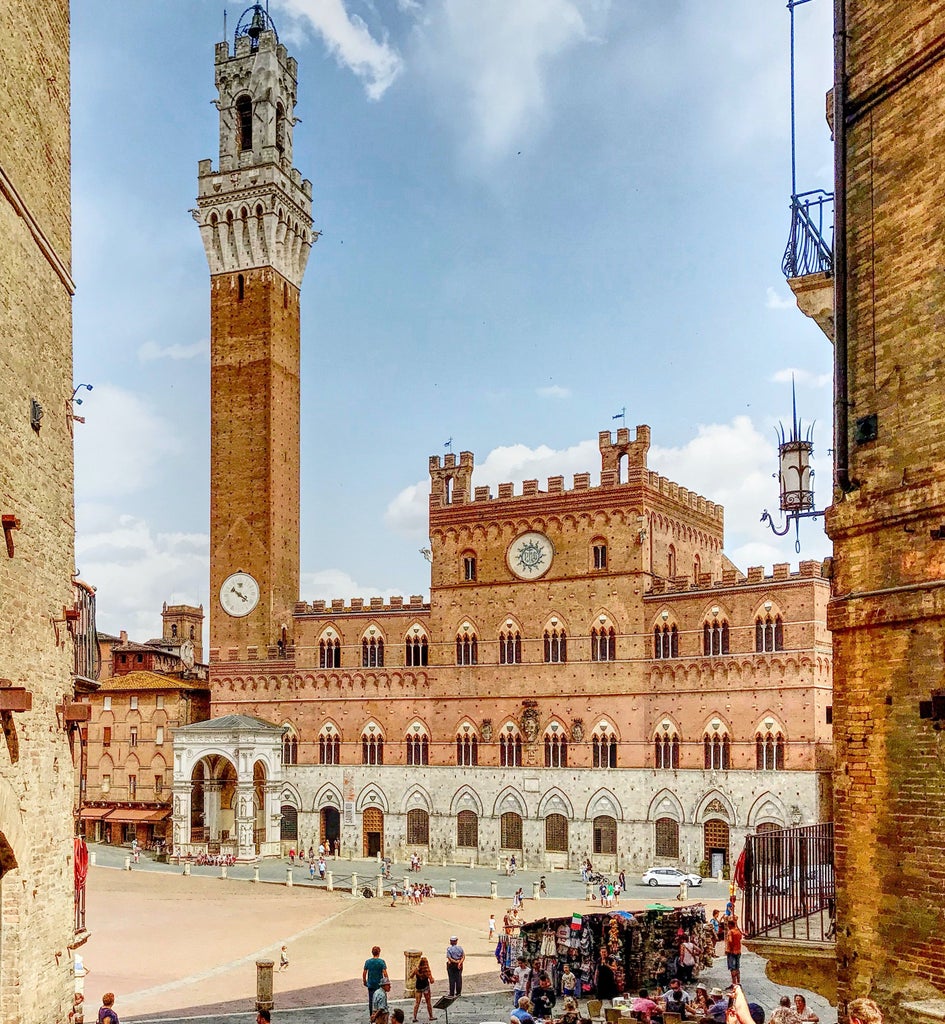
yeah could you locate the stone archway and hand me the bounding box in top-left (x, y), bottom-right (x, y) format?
top-left (171, 714), bottom-right (284, 860)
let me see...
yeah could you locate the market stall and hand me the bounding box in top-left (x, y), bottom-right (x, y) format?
top-left (497, 905), bottom-right (715, 998)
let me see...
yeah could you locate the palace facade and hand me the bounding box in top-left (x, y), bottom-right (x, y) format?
top-left (171, 5), bottom-right (833, 874)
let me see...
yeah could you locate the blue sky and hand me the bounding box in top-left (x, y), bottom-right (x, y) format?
top-left (71, 0), bottom-right (835, 642)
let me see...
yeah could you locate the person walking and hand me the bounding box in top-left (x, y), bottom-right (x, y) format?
top-left (279, 945), bottom-right (289, 971)
top-left (410, 955), bottom-right (436, 1022)
top-left (445, 936), bottom-right (465, 997)
top-left (725, 917), bottom-right (743, 986)
top-left (363, 945), bottom-right (389, 1019)
top-left (372, 980), bottom-right (392, 1024)
top-left (488, 913), bottom-right (496, 940)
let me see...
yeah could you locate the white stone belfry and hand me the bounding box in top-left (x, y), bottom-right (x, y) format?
top-left (195, 6), bottom-right (314, 287)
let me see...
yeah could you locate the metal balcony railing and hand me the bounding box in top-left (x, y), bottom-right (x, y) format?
top-left (782, 190), bottom-right (834, 278)
top-left (742, 822), bottom-right (835, 943)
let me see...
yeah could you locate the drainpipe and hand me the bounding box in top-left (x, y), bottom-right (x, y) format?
top-left (833, 0), bottom-right (857, 494)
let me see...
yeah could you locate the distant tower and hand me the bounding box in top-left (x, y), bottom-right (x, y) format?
top-left (162, 602), bottom-right (205, 664)
top-left (195, 5), bottom-right (314, 658)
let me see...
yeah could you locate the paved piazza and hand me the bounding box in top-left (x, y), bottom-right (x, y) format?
top-left (81, 847), bottom-right (836, 1024)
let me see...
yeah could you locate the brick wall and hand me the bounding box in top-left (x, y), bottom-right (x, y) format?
top-left (827, 1), bottom-right (945, 1009)
top-left (0, 1), bottom-right (78, 1020)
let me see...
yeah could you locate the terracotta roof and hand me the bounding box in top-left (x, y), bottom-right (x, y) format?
top-left (112, 641), bottom-right (161, 654)
top-left (97, 671), bottom-right (208, 693)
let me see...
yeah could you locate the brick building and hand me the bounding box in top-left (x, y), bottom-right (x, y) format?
top-left (784, 3), bottom-right (945, 1017)
top-left (0, 0), bottom-right (86, 1019)
top-left (80, 606), bottom-right (209, 848)
top-left (172, 6), bottom-right (834, 872)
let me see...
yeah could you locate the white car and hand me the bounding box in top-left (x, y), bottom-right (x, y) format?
top-left (641, 866), bottom-right (703, 887)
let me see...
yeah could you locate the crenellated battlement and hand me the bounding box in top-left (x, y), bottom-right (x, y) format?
top-left (428, 424), bottom-right (722, 524)
top-left (293, 595), bottom-right (429, 617)
top-left (646, 559), bottom-right (828, 595)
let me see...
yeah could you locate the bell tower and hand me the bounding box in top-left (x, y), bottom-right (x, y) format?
top-left (195, 4), bottom-right (314, 658)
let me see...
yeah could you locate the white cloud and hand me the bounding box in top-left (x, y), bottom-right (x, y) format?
top-left (300, 568), bottom-right (408, 603)
top-left (74, 384), bottom-right (183, 499)
top-left (75, 510), bottom-right (208, 642)
top-left (277, 0), bottom-right (403, 99)
top-left (770, 367), bottom-right (831, 389)
top-left (138, 339), bottom-right (208, 362)
top-left (537, 384), bottom-right (571, 399)
top-left (765, 286), bottom-right (795, 311)
top-left (416, 0), bottom-right (593, 159)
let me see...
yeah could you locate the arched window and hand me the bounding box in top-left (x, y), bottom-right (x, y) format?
top-left (593, 727), bottom-right (618, 768)
top-left (593, 542), bottom-right (608, 570)
top-left (693, 554), bottom-right (701, 581)
top-left (275, 101), bottom-right (286, 154)
top-left (703, 617), bottom-right (730, 656)
top-left (282, 727), bottom-right (298, 766)
top-left (237, 273), bottom-right (245, 301)
top-left (544, 627), bottom-right (567, 664)
top-left (456, 730), bottom-right (478, 766)
top-left (361, 730), bottom-right (384, 765)
top-left (654, 729), bottom-right (680, 769)
top-left (654, 623), bottom-right (679, 658)
top-left (703, 730), bottom-right (731, 770)
top-left (499, 629), bottom-right (522, 665)
top-left (456, 810), bottom-right (478, 848)
top-left (500, 811), bottom-right (523, 849)
top-left (756, 731), bottom-right (786, 770)
top-left (362, 635), bottom-right (384, 667)
top-left (406, 731), bottom-right (429, 766)
top-left (591, 625), bottom-right (616, 661)
top-left (545, 813), bottom-right (569, 852)
top-left (319, 636), bottom-right (341, 668)
top-left (755, 614), bottom-right (785, 652)
top-left (500, 727), bottom-right (522, 767)
top-left (544, 730), bottom-right (568, 768)
top-left (406, 808), bottom-right (429, 846)
top-left (668, 545), bottom-right (677, 577)
top-left (318, 726), bottom-right (340, 765)
top-left (593, 815), bottom-right (617, 855)
top-left (456, 629), bottom-right (478, 666)
top-left (171, 623), bottom-right (178, 638)
top-left (462, 553), bottom-right (477, 582)
top-left (405, 632), bottom-right (428, 667)
top-left (655, 817), bottom-right (680, 858)
top-left (236, 95), bottom-right (253, 151)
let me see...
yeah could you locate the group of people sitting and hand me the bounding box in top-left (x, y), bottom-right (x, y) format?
top-left (192, 851), bottom-right (235, 867)
top-left (609, 979), bottom-right (820, 1024)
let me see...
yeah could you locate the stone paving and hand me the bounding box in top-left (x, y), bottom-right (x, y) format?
top-left (79, 845), bottom-right (835, 1024)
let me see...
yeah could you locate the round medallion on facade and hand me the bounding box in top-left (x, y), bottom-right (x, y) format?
top-left (220, 571), bottom-right (260, 617)
top-left (507, 531), bottom-right (554, 580)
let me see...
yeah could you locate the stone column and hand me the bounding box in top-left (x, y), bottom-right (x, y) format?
top-left (235, 783), bottom-right (256, 861)
top-left (404, 949), bottom-right (421, 998)
top-left (265, 780), bottom-right (282, 851)
top-left (171, 784), bottom-right (192, 852)
top-left (449, 878), bottom-right (457, 899)
top-left (490, 880), bottom-right (498, 899)
top-left (256, 960), bottom-right (274, 1012)
top-left (204, 780), bottom-right (222, 841)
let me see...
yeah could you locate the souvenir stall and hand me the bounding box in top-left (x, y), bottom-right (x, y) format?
top-left (497, 905), bottom-right (712, 998)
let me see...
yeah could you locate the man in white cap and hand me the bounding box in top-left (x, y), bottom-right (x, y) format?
top-left (445, 936), bottom-right (465, 997)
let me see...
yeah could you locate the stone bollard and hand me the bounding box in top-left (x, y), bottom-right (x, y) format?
top-left (286, 868), bottom-right (293, 887)
top-left (183, 862), bottom-right (191, 876)
top-left (679, 880), bottom-right (688, 902)
top-left (404, 949), bottom-right (422, 999)
top-left (377, 874), bottom-right (384, 898)
top-left (717, 870), bottom-right (724, 885)
top-left (532, 880), bottom-right (541, 900)
top-left (351, 871), bottom-right (358, 896)
top-left (124, 856), bottom-right (131, 871)
top-left (89, 851), bottom-right (96, 866)
top-left (326, 870), bottom-right (333, 892)
top-left (449, 878), bottom-right (457, 899)
top-left (253, 866), bottom-right (260, 883)
top-left (255, 959), bottom-right (274, 1012)
top-left (403, 876), bottom-right (410, 894)
top-left (220, 865), bottom-right (228, 879)
top-left (585, 882), bottom-right (593, 902)
top-left (490, 879), bottom-right (498, 900)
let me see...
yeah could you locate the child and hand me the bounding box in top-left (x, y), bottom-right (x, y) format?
top-left (561, 965), bottom-right (577, 998)
top-left (279, 945), bottom-right (289, 971)
top-left (489, 914), bottom-right (496, 940)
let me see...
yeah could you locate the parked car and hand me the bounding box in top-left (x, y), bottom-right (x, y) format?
top-left (642, 866), bottom-right (702, 887)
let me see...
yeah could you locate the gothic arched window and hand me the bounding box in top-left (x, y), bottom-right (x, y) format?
top-left (456, 629), bottom-right (478, 666)
top-left (319, 637), bottom-right (341, 668)
top-left (755, 614), bottom-right (785, 652)
top-left (544, 730), bottom-right (568, 767)
top-left (499, 629), bottom-right (522, 665)
top-left (405, 633), bottom-right (428, 667)
top-left (703, 618), bottom-right (730, 656)
top-left (361, 635), bottom-right (384, 668)
top-left (591, 626), bottom-right (616, 662)
top-left (235, 94), bottom-right (253, 151)
top-left (456, 730), bottom-right (478, 766)
top-left (544, 628), bottom-right (567, 664)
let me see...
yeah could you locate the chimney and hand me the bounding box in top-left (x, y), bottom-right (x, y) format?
top-left (120, 630), bottom-right (127, 643)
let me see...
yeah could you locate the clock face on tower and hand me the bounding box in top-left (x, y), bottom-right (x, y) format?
top-left (220, 572), bottom-right (260, 617)
top-left (507, 531), bottom-right (554, 580)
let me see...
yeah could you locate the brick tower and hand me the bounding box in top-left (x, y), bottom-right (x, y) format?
top-left (195, 4), bottom-right (313, 658)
